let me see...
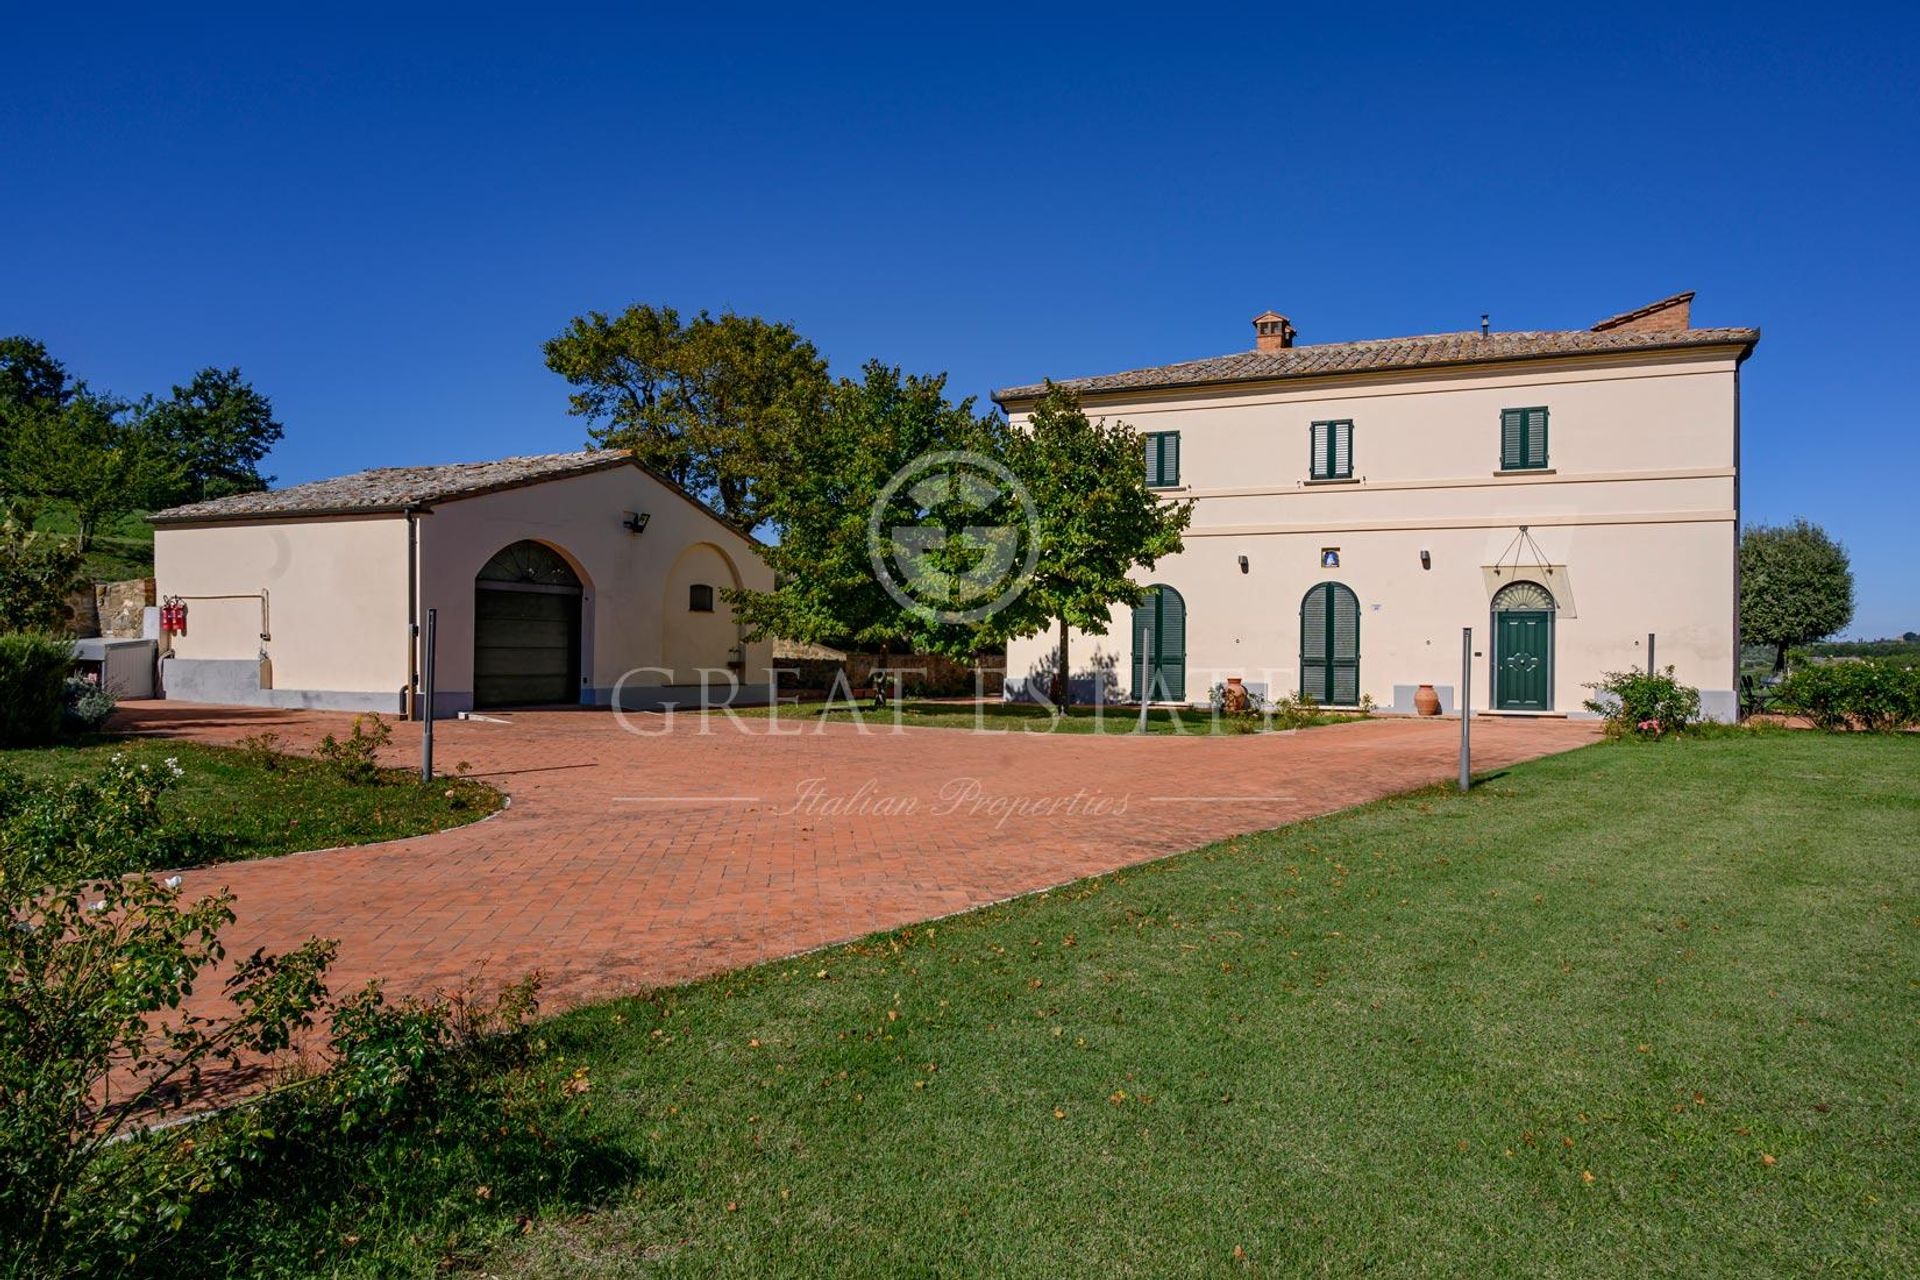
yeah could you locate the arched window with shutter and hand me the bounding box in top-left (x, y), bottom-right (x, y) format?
top-left (1130, 585), bottom-right (1187, 702)
top-left (1300, 582), bottom-right (1360, 705)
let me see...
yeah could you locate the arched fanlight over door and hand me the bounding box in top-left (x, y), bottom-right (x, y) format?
top-left (477, 540), bottom-right (582, 588)
top-left (1492, 580), bottom-right (1555, 611)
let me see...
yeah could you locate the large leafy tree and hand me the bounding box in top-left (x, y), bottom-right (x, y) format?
top-left (0, 337), bottom-right (71, 416)
top-left (1741, 519), bottom-right (1853, 671)
top-left (729, 361), bottom-right (1016, 663)
top-left (994, 384), bottom-right (1192, 702)
top-left (0, 338), bottom-right (75, 509)
top-left (543, 306), bottom-right (830, 529)
top-left (141, 367), bottom-right (284, 504)
top-left (0, 519), bottom-right (83, 632)
top-left (8, 393), bottom-right (180, 551)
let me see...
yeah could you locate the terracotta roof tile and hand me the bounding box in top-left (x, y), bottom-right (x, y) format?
top-left (993, 321), bottom-right (1758, 404)
top-left (148, 450), bottom-right (632, 523)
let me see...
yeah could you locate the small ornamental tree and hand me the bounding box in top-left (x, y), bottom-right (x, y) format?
top-left (1740, 519), bottom-right (1854, 672)
top-left (728, 361), bottom-right (1013, 665)
top-left (995, 383), bottom-right (1192, 704)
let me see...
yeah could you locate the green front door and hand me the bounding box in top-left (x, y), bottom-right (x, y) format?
top-left (1494, 610), bottom-right (1552, 710)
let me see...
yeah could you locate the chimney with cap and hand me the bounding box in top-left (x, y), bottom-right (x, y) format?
top-left (1252, 310), bottom-right (1296, 352)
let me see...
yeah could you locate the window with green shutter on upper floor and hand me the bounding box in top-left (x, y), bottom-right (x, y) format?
top-left (1144, 431), bottom-right (1180, 487)
top-left (1499, 407), bottom-right (1549, 471)
top-left (1310, 420), bottom-right (1354, 480)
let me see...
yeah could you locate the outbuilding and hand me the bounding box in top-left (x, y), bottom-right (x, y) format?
top-left (148, 450), bottom-right (773, 716)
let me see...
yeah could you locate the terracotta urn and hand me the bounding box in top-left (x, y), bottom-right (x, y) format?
top-left (1414, 683), bottom-right (1442, 716)
top-left (1223, 676), bottom-right (1250, 713)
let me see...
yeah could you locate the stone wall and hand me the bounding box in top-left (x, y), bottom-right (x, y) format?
top-left (96, 578), bottom-right (155, 638)
top-left (67, 578), bottom-right (155, 639)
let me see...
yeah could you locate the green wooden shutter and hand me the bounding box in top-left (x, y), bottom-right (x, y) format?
top-left (1130, 587), bottom-right (1186, 701)
top-left (1333, 421), bottom-right (1352, 478)
top-left (1144, 433), bottom-right (1180, 487)
top-left (1501, 409), bottom-right (1524, 470)
top-left (1310, 422), bottom-right (1330, 478)
top-left (1300, 585), bottom-right (1329, 701)
top-left (1157, 588), bottom-right (1186, 701)
top-left (1524, 408), bottom-right (1548, 468)
top-left (1330, 584), bottom-right (1360, 704)
top-left (1130, 596), bottom-right (1153, 700)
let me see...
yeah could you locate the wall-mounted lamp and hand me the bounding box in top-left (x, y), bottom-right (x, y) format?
top-left (1420, 549), bottom-right (1431, 570)
top-left (1237, 555), bottom-right (1249, 574)
top-left (622, 511), bottom-right (651, 535)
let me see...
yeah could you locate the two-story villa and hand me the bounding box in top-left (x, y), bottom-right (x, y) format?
top-left (994, 292), bottom-right (1759, 720)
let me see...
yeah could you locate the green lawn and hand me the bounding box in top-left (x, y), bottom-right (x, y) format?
top-left (23, 502), bottom-right (154, 582)
top-left (2, 737), bottom-right (502, 870)
top-left (432, 732), bottom-right (1917, 1278)
top-left (721, 698), bottom-right (1360, 734)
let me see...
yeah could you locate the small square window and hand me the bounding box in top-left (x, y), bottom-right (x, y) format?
top-left (689, 583), bottom-right (715, 612)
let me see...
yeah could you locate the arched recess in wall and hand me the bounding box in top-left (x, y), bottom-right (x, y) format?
top-left (661, 541), bottom-right (745, 685)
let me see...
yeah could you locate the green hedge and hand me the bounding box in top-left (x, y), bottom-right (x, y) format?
top-left (1774, 659), bottom-right (1920, 732)
top-left (0, 632), bottom-right (73, 746)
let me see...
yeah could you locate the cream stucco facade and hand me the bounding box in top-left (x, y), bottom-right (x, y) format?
top-left (999, 317), bottom-right (1755, 721)
top-left (153, 455), bottom-right (772, 716)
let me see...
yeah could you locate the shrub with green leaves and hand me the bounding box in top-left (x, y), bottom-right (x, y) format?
top-left (315, 712), bottom-right (394, 784)
top-left (1774, 659), bottom-right (1920, 732)
top-left (0, 630), bottom-right (74, 746)
top-left (1583, 666), bottom-right (1702, 737)
top-left (0, 871), bottom-right (336, 1271)
top-left (0, 751), bottom-right (183, 887)
top-left (0, 518), bottom-right (83, 633)
top-left (0, 750), bottom-right (611, 1277)
top-left (60, 674), bottom-right (116, 733)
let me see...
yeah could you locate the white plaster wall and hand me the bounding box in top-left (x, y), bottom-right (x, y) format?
top-left (154, 515), bottom-right (410, 697)
top-left (1003, 348), bottom-right (1744, 716)
top-left (416, 463), bottom-right (773, 705)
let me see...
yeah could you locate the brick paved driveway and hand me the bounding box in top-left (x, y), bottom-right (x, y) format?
top-left (125, 703), bottom-right (1596, 1012)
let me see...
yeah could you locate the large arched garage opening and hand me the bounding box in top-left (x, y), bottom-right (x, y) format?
top-left (473, 540), bottom-right (585, 708)
top-left (1130, 585), bottom-right (1186, 702)
top-left (1300, 582), bottom-right (1360, 705)
top-left (1491, 579), bottom-right (1555, 710)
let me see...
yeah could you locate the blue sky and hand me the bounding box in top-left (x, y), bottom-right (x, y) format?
top-left (4, 3), bottom-right (1914, 635)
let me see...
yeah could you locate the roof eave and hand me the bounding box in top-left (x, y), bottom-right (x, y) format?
top-left (146, 503), bottom-right (418, 526)
top-left (992, 332), bottom-right (1761, 409)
